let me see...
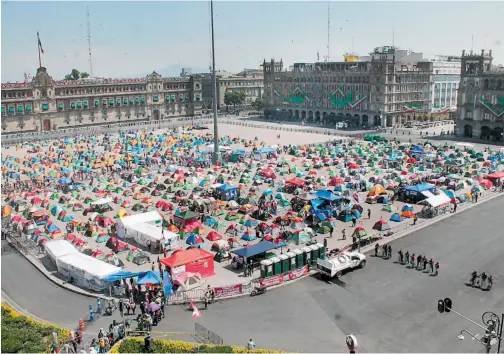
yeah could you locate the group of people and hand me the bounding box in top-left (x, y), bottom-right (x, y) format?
top-left (397, 250), bottom-right (439, 276)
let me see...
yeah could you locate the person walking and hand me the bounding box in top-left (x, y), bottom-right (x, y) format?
top-left (387, 245), bottom-right (392, 259)
top-left (405, 251), bottom-right (410, 264)
top-left (329, 225), bottom-right (334, 238)
top-left (367, 209), bottom-right (371, 219)
top-left (341, 229), bottom-right (346, 240)
top-left (417, 255), bottom-right (422, 269)
top-left (352, 216), bottom-right (357, 227)
top-left (413, 214), bottom-right (418, 225)
top-left (453, 203), bottom-right (457, 213)
top-left (375, 243), bottom-right (380, 257)
top-left (474, 193), bottom-right (478, 202)
top-left (410, 254), bottom-right (415, 268)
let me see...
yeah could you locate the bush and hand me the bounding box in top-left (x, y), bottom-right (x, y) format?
top-left (1, 302), bottom-right (71, 353)
top-left (111, 338), bottom-right (282, 353)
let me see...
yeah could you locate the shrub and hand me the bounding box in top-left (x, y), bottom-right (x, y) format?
top-left (111, 338), bottom-right (282, 353)
top-left (1, 302), bottom-right (71, 353)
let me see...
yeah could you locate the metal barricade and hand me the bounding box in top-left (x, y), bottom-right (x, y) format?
top-left (194, 322), bottom-right (223, 345)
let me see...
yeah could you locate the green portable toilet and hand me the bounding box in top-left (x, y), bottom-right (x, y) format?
top-left (302, 246), bottom-right (312, 266)
top-left (270, 256), bottom-right (282, 275)
top-left (278, 254), bottom-right (289, 274)
top-left (260, 259), bottom-right (273, 278)
top-left (293, 249), bottom-right (304, 269)
top-left (317, 242), bottom-right (326, 260)
top-left (309, 244), bottom-right (319, 260)
top-left (286, 251), bottom-right (297, 271)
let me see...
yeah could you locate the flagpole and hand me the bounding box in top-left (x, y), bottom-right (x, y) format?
top-left (37, 32), bottom-right (42, 68)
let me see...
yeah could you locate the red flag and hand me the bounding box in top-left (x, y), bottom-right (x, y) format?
top-left (37, 32), bottom-right (44, 54)
top-left (191, 302), bottom-right (201, 318)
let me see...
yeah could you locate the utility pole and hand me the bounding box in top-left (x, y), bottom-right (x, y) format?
top-left (210, 0), bottom-right (220, 165)
top-left (87, 6), bottom-right (94, 77)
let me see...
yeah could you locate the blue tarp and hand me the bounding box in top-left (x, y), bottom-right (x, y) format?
top-left (402, 183), bottom-right (436, 193)
top-left (312, 190), bottom-right (342, 201)
top-left (103, 270), bottom-right (147, 282)
top-left (258, 147), bottom-right (275, 154)
top-left (137, 271), bottom-right (162, 285)
top-left (232, 150), bottom-right (246, 156)
top-left (231, 241), bottom-right (280, 258)
top-left (410, 146), bottom-right (427, 154)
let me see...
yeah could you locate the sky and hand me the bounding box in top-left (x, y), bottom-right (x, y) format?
top-left (1, 1), bottom-right (504, 82)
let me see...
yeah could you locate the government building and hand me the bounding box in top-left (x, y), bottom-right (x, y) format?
top-left (456, 50), bottom-right (504, 141)
top-left (1, 67), bottom-right (203, 133)
top-left (262, 46), bottom-right (458, 127)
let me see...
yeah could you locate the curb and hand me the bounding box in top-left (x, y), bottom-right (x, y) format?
top-left (6, 238), bottom-right (112, 301)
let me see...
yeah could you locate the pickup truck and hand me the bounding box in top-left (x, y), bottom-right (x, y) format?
top-left (316, 251), bottom-right (366, 279)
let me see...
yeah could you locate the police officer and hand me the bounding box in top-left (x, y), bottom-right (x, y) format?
top-left (417, 255), bottom-right (422, 269)
top-left (375, 243), bottom-right (379, 257)
top-left (387, 245), bottom-right (392, 259)
top-left (398, 250), bottom-right (403, 264)
top-left (428, 258), bottom-right (434, 273)
top-left (405, 251), bottom-right (410, 264)
top-left (410, 254), bottom-right (416, 268)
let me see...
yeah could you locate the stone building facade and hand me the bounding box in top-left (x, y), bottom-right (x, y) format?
top-left (202, 70), bottom-right (263, 108)
top-left (1, 67), bottom-right (203, 133)
top-left (455, 50), bottom-right (504, 141)
top-left (262, 47), bottom-right (432, 127)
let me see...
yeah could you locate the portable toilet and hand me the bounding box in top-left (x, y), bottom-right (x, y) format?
top-left (317, 242), bottom-right (326, 260)
top-left (278, 254), bottom-right (290, 274)
top-left (293, 249), bottom-right (304, 269)
top-left (260, 259), bottom-right (273, 278)
top-left (302, 246), bottom-right (312, 266)
top-left (286, 251), bottom-right (297, 271)
top-left (270, 256), bottom-right (282, 275)
top-left (309, 244), bottom-right (319, 260)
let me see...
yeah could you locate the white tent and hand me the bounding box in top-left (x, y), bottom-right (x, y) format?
top-left (44, 240), bottom-right (79, 266)
top-left (57, 252), bottom-right (121, 291)
top-left (91, 197), bottom-right (113, 205)
top-left (125, 222), bottom-right (180, 249)
top-left (117, 211), bottom-right (162, 239)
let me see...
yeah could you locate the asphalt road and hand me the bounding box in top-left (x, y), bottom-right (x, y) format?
top-left (2, 197), bottom-right (503, 352)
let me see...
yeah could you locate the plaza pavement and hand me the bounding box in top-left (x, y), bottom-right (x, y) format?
top-left (3, 197), bottom-right (503, 352)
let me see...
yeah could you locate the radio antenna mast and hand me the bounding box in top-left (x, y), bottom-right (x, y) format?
top-left (87, 6), bottom-right (94, 77)
top-left (326, 2), bottom-right (330, 62)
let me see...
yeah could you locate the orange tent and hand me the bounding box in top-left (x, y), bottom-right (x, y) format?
top-left (367, 184), bottom-right (386, 196)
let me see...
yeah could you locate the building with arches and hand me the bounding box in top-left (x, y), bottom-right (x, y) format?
top-left (1, 67), bottom-right (203, 133)
top-left (262, 46), bottom-right (433, 128)
top-left (455, 50), bottom-right (504, 141)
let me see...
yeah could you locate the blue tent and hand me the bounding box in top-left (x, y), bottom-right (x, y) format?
top-left (231, 241), bottom-right (280, 258)
top-left (410, 145), bottom-right (427, 154)
top-left (390, 213), bottom-right (403, 222)
top-left (103, 270), bottom-right (147, 282)
top-left (137, 271), bottom-right (162, 285)
top-left (232, 150), bottom-right (246, 156)
top-left (258, 147), bottom-right (275, 154)
top-left (217, 184), bottom-right (238, 192)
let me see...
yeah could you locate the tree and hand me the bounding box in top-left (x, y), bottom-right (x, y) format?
top-left (224, 91), bottom-right (246, 106)
top-left (64, 69), bottom-right (82, 80)
top-left (80, 72), bottom-right (90, 78)
top-left (251, 97), bottom-right (264, 111)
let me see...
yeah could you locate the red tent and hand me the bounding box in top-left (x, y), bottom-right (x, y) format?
top-left (286, 177), bottom-right (305, 187)
top-left (160, 248), bottom-right (215, 278)
top-left (486, 172), bottom-right (504, 180)
top-left (206, 231), bottom-right (222, 241)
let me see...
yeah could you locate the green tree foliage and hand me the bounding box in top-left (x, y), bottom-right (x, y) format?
top-left (251, 98), bottom-right (264, 111)
top-left (224, 91), bottom-right (246, 106)
top-left (64, 69), bottom-right (85, 80)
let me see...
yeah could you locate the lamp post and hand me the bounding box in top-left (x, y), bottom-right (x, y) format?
top-left (210, 0), bottom-right (220, 165)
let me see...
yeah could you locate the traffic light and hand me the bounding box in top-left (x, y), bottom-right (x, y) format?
top-left (437, 300), bottom-right (445, 313)
top-left (444, 298), bottom-right (452, 313)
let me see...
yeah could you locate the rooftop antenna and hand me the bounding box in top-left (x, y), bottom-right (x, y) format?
top-left (326, 1), bottom-right (330, 62)
top-left (87, 6), bottom-right (93, 77)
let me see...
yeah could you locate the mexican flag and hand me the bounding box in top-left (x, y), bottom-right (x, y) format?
top-left (38, 32), bottom-right (44, 54)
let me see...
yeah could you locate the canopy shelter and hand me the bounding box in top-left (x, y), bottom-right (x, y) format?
top-left (418, 193), bottom-right (451, 208)
top-left (91, 197), bottom-right (113, 205)
top-left (401, 183), bottom-right (436, 203)
top-left (136, 270), bottom-right (162, 285)
top-left (312, 189), bottom-right (342, 202)
top-left (160, 248), bottom-right (215, 278)
top-left (103, 270), bottom-right (147, 282)
top-left (117, 210), bottom-right (163, 239)
top-left (231, 241), bottom-right (280, 259)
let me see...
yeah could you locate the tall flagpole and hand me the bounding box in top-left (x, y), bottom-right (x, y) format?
top-left (37, 32), bottom-right (42, 68)
top-left (211, 0), bottom-right (220, 165)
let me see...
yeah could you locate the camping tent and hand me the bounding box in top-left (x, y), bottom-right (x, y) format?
top-left (117, 210), bottom-right (162, 239)
top-left (44, 240), bottom-right (80, 266)
top-left (160, 248), bottom-right (215, 278)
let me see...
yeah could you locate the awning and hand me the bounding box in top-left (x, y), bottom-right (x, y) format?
top-left (17, 105), bottom-right (24, 112)
top-left (1, 107), bottom-right (5, 113)
top-left (141, 97), bottom-right (145, 103)
top-left (419, 194), bottom-right (450, 208)
top-left (153, 96), bottom-right (159, 102)
top-left (83, 101), bottom-right (89, 107)
top-left (116, 98), bottom-right (121, 104)
top-left (166, 96), bottom-right (170, 102)
top-left (135, 97), bottom-right (140, 103)
top-left (123, 98), bottom-right (128, 104)
top-left (109, 99), bottom-right (114, 105)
